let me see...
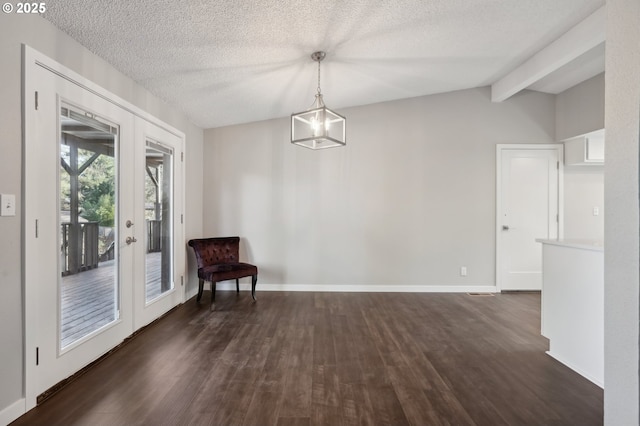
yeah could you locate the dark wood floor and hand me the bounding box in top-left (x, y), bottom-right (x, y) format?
top-left (12, 291), bottom-right (603, 426)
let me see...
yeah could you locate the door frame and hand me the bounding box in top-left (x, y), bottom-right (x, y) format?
top-left (495, 144), bottom-right (564, 292)
top-left (23, 45), bottom-right (186, 411)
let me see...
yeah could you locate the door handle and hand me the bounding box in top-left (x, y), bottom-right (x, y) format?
top-left (126, 236), bottom-right (137, 245)
top-left (502, 225), bottom-right (510, 230)
top-left (126, 220), bottom-right (134, 228)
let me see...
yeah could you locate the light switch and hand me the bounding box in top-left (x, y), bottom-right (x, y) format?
top-left (593, 207), bottom-right (600, 216)
top-left (1, 194), bottom-right (16, 216)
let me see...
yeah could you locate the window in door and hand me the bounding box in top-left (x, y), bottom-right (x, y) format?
top-left (144, 140), bottom-right (174, 303)
top-left (59, 104), bottom-right (119, 349)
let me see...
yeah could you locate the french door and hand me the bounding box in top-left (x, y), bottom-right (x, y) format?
top-left (24, 47), bottom-right (184, 409)
top-left (133, 120), bottom-right (184, 329)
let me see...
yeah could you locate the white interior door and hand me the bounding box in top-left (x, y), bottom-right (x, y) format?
top-left (496, 145), bottom-right (562, 291)
top-left (24, 47), bottom-right (185, 410)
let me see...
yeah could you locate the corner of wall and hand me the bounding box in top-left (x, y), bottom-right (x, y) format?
top-left (555, 73), bottom-right (605, 141)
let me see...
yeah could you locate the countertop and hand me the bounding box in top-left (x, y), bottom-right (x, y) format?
top-left (536, 238), bottom-right (604, 252)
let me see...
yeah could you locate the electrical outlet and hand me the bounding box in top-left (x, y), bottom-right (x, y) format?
top-left (0, 194), bottom-right (16, 216)
top-left (460, 266), bottom-right (467, 277)
top-left (593, 207), bottom-right (599, 216)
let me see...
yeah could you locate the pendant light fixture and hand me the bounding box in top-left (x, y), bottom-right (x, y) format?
top-left (291, 51), bottom-right (346, 149)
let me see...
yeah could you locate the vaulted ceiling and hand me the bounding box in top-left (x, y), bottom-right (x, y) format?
top-left (42, 0), bottom-right (605, 129)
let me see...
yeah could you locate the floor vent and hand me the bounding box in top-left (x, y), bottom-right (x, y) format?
top-left (467, 292), bottom-right (494, 297)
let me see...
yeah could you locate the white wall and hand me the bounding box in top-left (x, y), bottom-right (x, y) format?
top-left (604, 0), bottom-right (640, 423)
top-left (556, 73), bottom-right (605, 141)
top-left (204, 87), bottom-right (555, 290)
top-left (555, 74), bottom-right (605, 241)
top-left (562, 167), bottom-right (604, 241)
top-left (0, 14), bottom-right (203, 422)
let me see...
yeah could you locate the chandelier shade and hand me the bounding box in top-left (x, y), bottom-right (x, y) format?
top-left (291, 51), bottom-right (346, 150)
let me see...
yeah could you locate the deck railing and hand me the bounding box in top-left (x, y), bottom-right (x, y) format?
top-left (61, 220), bottom-right (162, 276)
top-left (147, 220), bottom-right (162, 253)
top-left (61, 222), bottom-right (99, 276)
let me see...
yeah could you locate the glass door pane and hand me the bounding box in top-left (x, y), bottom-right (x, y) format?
top-left (59, 104), bottom-right (119, 349)
top-left (144, 140), bottom-right (173, 302)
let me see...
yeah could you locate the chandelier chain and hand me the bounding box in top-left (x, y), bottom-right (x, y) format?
top-left (317, 59), bottom-right (322, 95)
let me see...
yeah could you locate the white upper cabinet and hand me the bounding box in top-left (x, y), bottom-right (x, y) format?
top-left (564, 129), bottom-right (605, 165)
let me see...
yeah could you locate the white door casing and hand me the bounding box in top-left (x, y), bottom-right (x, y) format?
top-left (496, 145), bottom-right (563, 291)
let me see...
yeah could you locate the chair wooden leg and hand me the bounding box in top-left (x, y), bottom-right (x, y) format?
top-left (196, 279), bottom-right (204, 302)
top-left (210, 282), bottom-right (217, 310)
top-left (251, 275), bottom-right (257, 301)
top-left (235, 279), bottom-right (240, 293)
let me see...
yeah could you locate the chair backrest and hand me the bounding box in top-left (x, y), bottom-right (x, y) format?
top-left (188, 237), bottom-right (240, 269)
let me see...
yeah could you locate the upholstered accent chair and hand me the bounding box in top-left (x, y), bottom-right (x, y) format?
top-left (188, 237), bottom-right (257, 308)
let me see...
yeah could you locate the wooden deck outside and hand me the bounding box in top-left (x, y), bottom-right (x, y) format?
top-left (60, 251), bottom-right (163, 348)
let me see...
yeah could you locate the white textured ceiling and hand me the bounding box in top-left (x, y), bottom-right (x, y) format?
top-left (42, 0), bottom-right (605, 129)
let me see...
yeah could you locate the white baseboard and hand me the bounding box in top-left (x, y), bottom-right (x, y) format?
top-left (0, 398), bottom-right (25, 426)
top-left (545, 350), bottom-right (604, 388)
top-left (213, 282), bottom-right (497, 293)
top-left (185, 287), bottom-right (199, 301)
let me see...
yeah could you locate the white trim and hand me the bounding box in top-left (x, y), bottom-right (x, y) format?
top-left (186, 285), bottom-right (199, 300)
top-left (546, 350), bottom-right (604, 388)
top-left (495, 144), bottom-right (564, 292)
top-left (23, 43), bottom-right (39, 412)
top-left (0, 398), bottom-right (26, 425)
top-left (27, 47), bottom-right (185, 139)
top-left (214, 282), bottom-right (498, 293)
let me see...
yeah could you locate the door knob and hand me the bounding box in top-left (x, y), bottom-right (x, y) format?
top-left (126, 236), bottom-right (137, 245)
top-left (126, 220), bottom-right (134, 228)
top-left (502, 225), bottom-right (510, 230)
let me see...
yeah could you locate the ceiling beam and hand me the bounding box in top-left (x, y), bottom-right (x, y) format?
top-left (491, 5), bottom-right (605, 102)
